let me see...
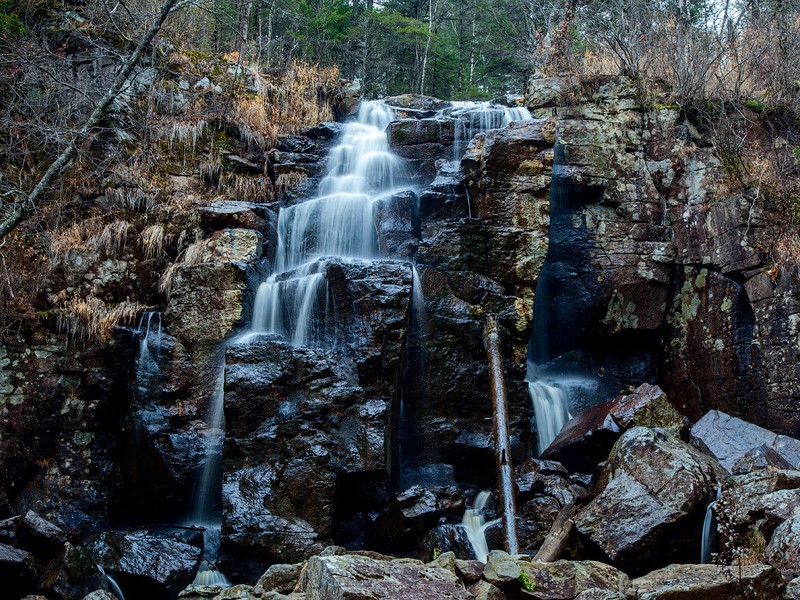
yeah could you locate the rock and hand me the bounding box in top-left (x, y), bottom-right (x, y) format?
top-left (760, 488), bottom-right (800, 530)
top-left (574, 590), bottom-right (629, 600)
top-left (574, 427), bottom-right (724, 573)
top-left (87, 530), bottom-right (202, 594)
top-left (0, 543), bottom-right (34, 594)
top-left (224, 154), bottom-right (263, 174)
top-left (484, 550), bottom-right (521, 586)
top-left (197, 201), bottom-right (275, 234)
top-left (373, 190), bottom-right (420, 260)
top-left (455, 559), bottom-right (484, 582)
top-left (764, 512), bottom-right (800, 580)
top-left (83, 592), bottom-right (118, 600)
top-left (254, 563), bottom-right (304, 595)
top-left (717, 469), bottom-right (800, 532)
top-left (517, 560), bottom-right (635, 599)
top-left (428, 551), bottom-right (457, 574)
top-left (299, 554), bottom-right (472, 600)
top-left (17, 510), bottom-right (66, 556)
top-left (201, 229), bottom-right (263, 263)
top-left (165, 261), bottom-right (253, 351)
top-left (384, 94), bottom-right (450, 113)
top-left (787, 577), bottom-right (800, 599)
top-left (468, 580), bottom-right (505, 600)
top-left (542, 384), bottom-right (683, 472)
top-left (690, 410), bottom-right (800, 473)
top-left (732, 444), bottom-right (793, 474)
top-left (417, 524), bottom-right (475, 562)
top-left (632, 563), bottom-right (786, 599)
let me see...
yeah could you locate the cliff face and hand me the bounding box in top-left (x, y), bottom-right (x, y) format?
top-left (0, 63), bottom-right (799, 595)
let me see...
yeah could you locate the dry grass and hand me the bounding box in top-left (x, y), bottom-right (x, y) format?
top-left (234, 96), bottom-right (278, 149)
top-left (57, 296), bottom-right (144, 345)
top-left (266, 61), bottom-right (340, 136)
top-left (276, 171), bottom-right (308, 194)
top-left (139, 224), bottom-right (168, 261)
top-left (88, 220), bottom-right (133, 257)
top-left (218, 173), bottom-right (275, 202)
top-left (157, 235), bottom-right (206, 299)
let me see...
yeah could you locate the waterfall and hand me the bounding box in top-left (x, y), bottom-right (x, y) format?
top-left (98, 565), bottom-right (125, 600)
top-left (528, 380), bottom-right (573, 455)
top-left (700, 487), bottom-right (721, 563)
top-left (246, 100), bottom-right (404, 348)
top-left (460, 491), bottom-right (496, 563)
top-left (133, 311), bottom-right (162, 396)
top-left (189, 365), bottom-right (230, 587)
top-left (447, 101), bottom-right (532, 159)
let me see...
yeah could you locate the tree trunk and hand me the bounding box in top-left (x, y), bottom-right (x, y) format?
top-left (483, 316), bottom-right (520, 555)
top-left (0, 0), bottom-right (185, 240)
top-left (420, 0), bottom-right (434, 95)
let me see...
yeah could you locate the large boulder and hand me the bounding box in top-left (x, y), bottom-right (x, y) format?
top-left (87, 530), bottom-right (202, 594)
top-left (574, 427), bottom-right (724, 574)
top-left (542, 384), bottom-right (685, 472)
top-left (632, 563), bottom-right (786, 599)
top-left (517, 559), bottom-right (636, 599)
top-left (299, 553), bottom-right (472, 600)
top-left (690, 410), bottom-right (800, 473)
top-left (764, 512), bottom-right (800, 581)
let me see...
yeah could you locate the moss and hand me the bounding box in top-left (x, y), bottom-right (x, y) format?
top-left (743, 99), bottom-right (766, 113)
top-left (520, 571), bottom-right (536, 592)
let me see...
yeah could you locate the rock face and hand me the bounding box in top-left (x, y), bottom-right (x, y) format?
top-left (765, 513), bottom-right (800, 580)
top-left (574, 427), bottom-right (724, 574)
top-left (690, 409), bottom-right (800, 473)
top-left (517, 559), bottom-right (635, 599)
top-left (632, 563), bottom-right (786, 599)
top-left (299, 553), bottom-right (472, 600)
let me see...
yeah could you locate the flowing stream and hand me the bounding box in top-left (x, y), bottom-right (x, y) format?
top-left (460, 491), bottom-right (497, 563)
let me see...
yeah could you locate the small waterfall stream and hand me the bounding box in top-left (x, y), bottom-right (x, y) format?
top-left (460, 491), bottom-right (497, 563)
top-left (700, 487), bottom-right (721, 563)
top-left (528, 379), bottom-right (573, 455)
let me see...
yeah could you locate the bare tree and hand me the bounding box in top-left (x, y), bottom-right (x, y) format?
top-left (0, 0), bottom-right (190, 240)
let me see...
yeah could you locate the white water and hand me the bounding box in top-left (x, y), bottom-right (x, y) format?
top-left (700, 487), bottom-right (721, 563)
top-left (189, 366), bottom-right (230, 587)
top-left (528, 380), bottom-right (573, 455)
top-left (133, 311), bottom-right (162, 395)
top-left (247, 101), bottom-right (405, 348)
top-left (446, 101), bottom-right (532, 159)
top-left (98, 565), bottom-right (125, 600)
top-left (460, 491), bottom-right (496, 563)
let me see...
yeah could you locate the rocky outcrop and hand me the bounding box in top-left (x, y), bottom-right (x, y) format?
top-left (632, 563), bottom-right (786, 599)
top-left (542, 384), bottom-right (685, 472)
top-left (764, 513), bottom-right (800, 581)
top-left (690, 410), bottom-right (800, 473)
top-left (574, 427), bottom-right (724, 574)
top-left (299, 553), bottom-right (472, 600)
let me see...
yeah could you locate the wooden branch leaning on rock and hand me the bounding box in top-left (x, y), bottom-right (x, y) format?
top-left (0, 0), bottom-right (190, 240)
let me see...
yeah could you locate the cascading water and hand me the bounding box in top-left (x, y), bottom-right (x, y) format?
top-left (447, 101), bottom-right (532, 160)
top-left (133, 312), bottom-right (162, 396)
top-left (245, 101), bottom-right (404, 348)
top-left (189, 365), bottom-right (230, 587)
top-left (700, 487), bottom-right (721, 564)
top-left (98, 565), bottom-right (125, 600)
top-left (528, 380), bottom-right (572, 454)
top-left (460, 491), bottom-right (496, 563)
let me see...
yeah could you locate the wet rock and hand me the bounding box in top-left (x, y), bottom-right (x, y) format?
top-left (787, 577), bottom-right (800, 599)
top-left (760, 488), bottom-right (800, 530)
top-left (764, 512), bottom-right (800, 580)
top-left (517, 559), bottom-right (635, 599)
top-left (254, 563), bottom-right (304, 595)
top-left (417, 524), bottom-right (474, 562)
top-left (87, 530), bottom-right (202, 594)
top-left (17, 510), bottom-right (66, 556)
top-left (732, 444), bottom-right (793, 474)
top-left (299, 553), bottom-right (472, 600)
top-left (83, 592), bottom-right (117, 600)
top-left (385, 94), bottom-right (450, 113)
top-left (690, 410), bottom-right (800, 473)
top-left (542, 384), bottom-right (685, 472)
top-left (718, 469), bottom-right (800, 531)
top-left (0, 542), bottom-right (34, 593)
top-left (484, 550), bottom-right (521, 586)
top-left (389, 119), bottom-right (455, 181)
top-left (373, 190), bottom-right (420, 260)
top-left (632, 563), bottom-right (786, 599)
top-left (574, 427), bottom-right (724, 574)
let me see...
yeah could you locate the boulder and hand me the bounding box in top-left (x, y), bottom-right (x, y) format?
top-left (787, 577), bottom-right (800, 599)
top-left (196, 200), bottom-right (272, 233)
top-left (717, 469), bottom-right (800, 532)
top-left (764, 513), bottom-right (800, 580)
top-left (299, 553), bottom-right (472, 600)
top-left (467, 579), bottom-right (505, 600)
top-left (632, 563), bottom-right (786, 599)
top-left (201, 229), bottom-right (263, 263)
top-left (0, 543), bottom-right (34, 595)
top-left (517, 559), bottom-right (635, 599)
top-left (542, 384), bottom-right (684, 472)
top-left (484, 550), bottom-right (521, 586)
top-left (87, 530), bottom-right (202, 594)
top-left (17, 510), bottom-right (66, 556)
top-left (254, 563), bottom-right (304, 595)
top-left (574, 427), bottom-right (724, 573)
top-left (690, 410), bottom-right (800, 473)
top-left (384, 94), bottom-right (450, 113)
